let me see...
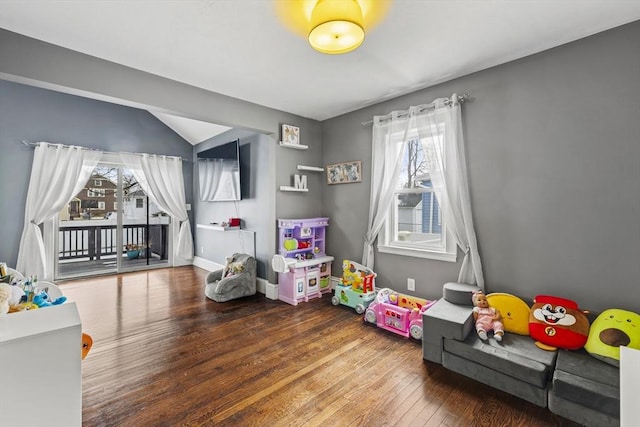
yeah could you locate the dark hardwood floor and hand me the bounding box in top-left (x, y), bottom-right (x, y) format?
top-left (59, 267), bottom-right (580, 427)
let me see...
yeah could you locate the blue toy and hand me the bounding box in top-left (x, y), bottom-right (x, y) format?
top-left (33, 291), bottom-right (67, 308)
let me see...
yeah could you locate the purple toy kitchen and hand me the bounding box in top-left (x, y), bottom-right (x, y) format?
top-left (272, 217), bottom-right (334, 306)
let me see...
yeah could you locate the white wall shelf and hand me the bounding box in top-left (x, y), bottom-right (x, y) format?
top-left (197, 224), bottom-right (240, 231)
top-left (297, 165), bottom-right (324, 172)
top-left (279, 186), bottom-right (309, 192)
top-left (279, 141), bottom-right (308, 150)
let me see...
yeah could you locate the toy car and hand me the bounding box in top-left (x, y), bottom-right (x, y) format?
top-left (364, 288), bottom-right (437, 340)
top-left (331, 260), bottom-right (377, 314)
top-left (331, 282), bottom-right (376, 314)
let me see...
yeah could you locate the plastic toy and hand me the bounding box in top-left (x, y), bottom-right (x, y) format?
top-left (275, 218), bottom-right (334, 306)
top-left (331, 260), bottom-right (376, 314)
top-left (528, 295), bottom-right (590, 351)
top-left (33, 291), bottom-right (67, 308)
top-left (585, 308), bottom-right (640, 366)
top-left (82, 333), bottom-right (94, 360)
top-left (364, 287), bottom-right (437, 340)
top-left (472, 291), bottom-right (504, 341)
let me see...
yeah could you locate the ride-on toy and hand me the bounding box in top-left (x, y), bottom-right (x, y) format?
top-left (331, 260), bottom-right (376, 314)
top-left (364, 288), bottom-right (437, 340)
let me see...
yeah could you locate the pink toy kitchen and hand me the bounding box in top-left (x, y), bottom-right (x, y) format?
top-left (271, 217), bottom-right (334, 306)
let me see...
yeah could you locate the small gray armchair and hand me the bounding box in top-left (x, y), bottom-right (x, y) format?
top-left (204, 253), bottom-right (257, 302)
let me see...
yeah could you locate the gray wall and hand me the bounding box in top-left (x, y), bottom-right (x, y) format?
top-left (0, 80), bottom-right (194, 267)
top-left (321, 21), bottom-right (640, 314)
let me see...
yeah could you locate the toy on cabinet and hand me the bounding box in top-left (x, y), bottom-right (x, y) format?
top-left (364, 288), bottom-right (437, 340)
top-left (274, 218), bottom-right (334, 306)
top-left (331, 260), bottom-right (377, 314)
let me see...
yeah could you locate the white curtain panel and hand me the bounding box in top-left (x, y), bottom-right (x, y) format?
top-left (362, 110), bottom-right (411, 269)
top-left (198, 158), bottom-right (222, 201)
top-left (417, 95), bottom-right (484, 288)
top-left (120, 153), bottom-right (194, 260)
top-left (17, 143), bottom-right (102, 278)
top-left (198, 158), bottom-right (240, 201)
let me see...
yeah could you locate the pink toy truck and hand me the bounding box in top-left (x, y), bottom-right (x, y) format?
top-left (364, 288), bottom-right (437, 340)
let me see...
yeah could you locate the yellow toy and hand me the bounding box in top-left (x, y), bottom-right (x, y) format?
top-left (341, 260), bottom-right (375, 293)
top-left (486, 293), bottom-right (531, 335)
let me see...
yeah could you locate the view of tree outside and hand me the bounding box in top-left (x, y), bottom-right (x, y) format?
top-left (394, 138), bottom-right (442, 244)
top-left (400, 140), bottom-right (429, 189)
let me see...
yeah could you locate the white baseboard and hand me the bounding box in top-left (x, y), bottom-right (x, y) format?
top-left (257, 277), bottom-right (279, 300)
top-left (193, 256), bottom-right (224, 272)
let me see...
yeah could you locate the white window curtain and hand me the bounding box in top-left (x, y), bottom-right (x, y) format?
top-left (120, 153), bottom-right (194, 260)
top-left (363, 94), bottom-right (484, 288)
top-left (17, 143), bottom-right (103, 278)
top-left (416, 95), bottom-right (484, 288)
top-left (362, 111), bottom-right (411, 269)
top-left (198, 158), bottom-right (240, 201)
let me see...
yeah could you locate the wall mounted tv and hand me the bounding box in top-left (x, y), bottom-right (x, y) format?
top-left (197, 139), bottom-right (241, 202)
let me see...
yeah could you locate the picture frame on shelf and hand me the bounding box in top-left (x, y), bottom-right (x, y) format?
top-left (326, 160), bottom-right (362, 185)
top-left (282, 124), bottom-right (300, 145)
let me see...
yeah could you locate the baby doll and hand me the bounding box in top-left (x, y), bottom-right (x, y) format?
top-left (472, 290), bottom-right (504, 341)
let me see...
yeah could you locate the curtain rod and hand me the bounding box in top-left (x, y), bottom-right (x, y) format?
top-left (360, 93), bottom-right (470, 127)
top-left (20, 141), bottom-right (189, 162)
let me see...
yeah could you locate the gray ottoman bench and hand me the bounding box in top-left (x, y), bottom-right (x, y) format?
top-left (548, 349), bottom-right (620, 427)
top-left (423, 282), bottom-right (557, 407)
top-left (423, 282), bottom-right (621, 425)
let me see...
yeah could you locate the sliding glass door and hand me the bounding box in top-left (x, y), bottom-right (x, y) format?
top-left (55, 162), bottom-right (170, 279)
top-left (120, 166), bottom-right (170, 272)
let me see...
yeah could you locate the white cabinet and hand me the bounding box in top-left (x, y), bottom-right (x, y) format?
top-left (0, 303), bottom-right (82, 427)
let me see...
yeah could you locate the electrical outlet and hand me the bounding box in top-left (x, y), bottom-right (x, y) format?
top-left (407, 278), bottom-right (415, 291)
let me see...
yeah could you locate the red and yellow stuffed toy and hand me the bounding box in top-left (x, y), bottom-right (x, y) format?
top-left (529, 295), bottom-right (590, 351)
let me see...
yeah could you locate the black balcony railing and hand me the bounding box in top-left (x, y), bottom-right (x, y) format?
top-left (59, 224), bottom-right (168, 261)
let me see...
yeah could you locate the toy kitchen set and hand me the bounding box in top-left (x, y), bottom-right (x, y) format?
top-left (271, 217), bottom-right (334, 306)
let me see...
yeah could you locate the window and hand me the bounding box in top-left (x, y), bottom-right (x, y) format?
top-left (135, 198), bottom-right (144, 208)
top-left (87, 188), bottom-right (105, 197)
top-left (97, 201), bottom-right (105, 210)
top-left (94, 179), bottom-right (102, 186)
top-left (378, 136), bottom-right (456, 262)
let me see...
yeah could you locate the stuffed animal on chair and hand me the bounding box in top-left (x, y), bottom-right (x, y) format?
top-left (205, 253), bottom-right (257, 303)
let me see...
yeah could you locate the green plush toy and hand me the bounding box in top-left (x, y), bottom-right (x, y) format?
top-left (584, 308), bottom-right (640, 367)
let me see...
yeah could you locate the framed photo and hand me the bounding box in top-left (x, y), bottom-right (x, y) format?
top-left (326, 160), bottom-right (362, 185)
top-left (282, 124), bottom-right (300, 145)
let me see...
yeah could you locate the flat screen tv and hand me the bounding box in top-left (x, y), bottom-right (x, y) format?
top-left (197, 139), bottom-right (241, 202)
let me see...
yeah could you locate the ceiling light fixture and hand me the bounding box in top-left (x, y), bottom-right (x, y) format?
top-left (308, 0), bottom-right (365, 54)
